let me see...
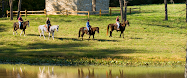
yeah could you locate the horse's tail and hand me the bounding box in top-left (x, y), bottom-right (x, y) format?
top-left (13, 22), bottom-right (16, 31)
top-left (78, 28), bottom-right (81, 38)
top-left (107, 25), bottom-right (109, 35)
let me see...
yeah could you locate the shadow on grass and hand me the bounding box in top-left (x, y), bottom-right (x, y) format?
top-left (0, 41), bottom-right (146, 65)
top-left (57, 37), bottom-right (120, 42)
top-left (0, 24), bottom-right (7, 32)
top-left (147, 24), bottom-right (174, 28)
top-left (57, 37), bottom-right (82, 41)
top-left (27, 34), bottom-right (40, 36)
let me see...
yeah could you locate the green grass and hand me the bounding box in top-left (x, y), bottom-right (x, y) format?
top-left (0, 4), bottom-right (186, 66)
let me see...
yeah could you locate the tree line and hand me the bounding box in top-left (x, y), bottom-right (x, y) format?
top-left (110, 0), bottom-right (186, 6)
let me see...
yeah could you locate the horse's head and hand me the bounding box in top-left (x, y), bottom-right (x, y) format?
top-left (24, 21), bottom-right (30, 27)
top-left (95, 27), bottom-right (99, 33)
top-left (124, 20), bottom-right (130, 26)
top-left (56, 25), bottom-right (59, 32)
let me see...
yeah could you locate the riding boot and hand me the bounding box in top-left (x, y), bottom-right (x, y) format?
top-left (48, 27), bottom-right (49, 32)
top-left (117, 28), bottom-right (120, 30)
top-left (87, 30), bottom-right (90, 35)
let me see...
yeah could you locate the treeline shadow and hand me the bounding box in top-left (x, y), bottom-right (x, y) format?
top-left (0, 41), bottom-right (147, 65)
top-left (57, 37), bottom-right (119, 42)
top-left (0, 24), bottom-right (7, 32)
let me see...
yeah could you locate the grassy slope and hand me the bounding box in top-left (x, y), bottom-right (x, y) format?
top-left (0, 4), bottom-right (186, 66)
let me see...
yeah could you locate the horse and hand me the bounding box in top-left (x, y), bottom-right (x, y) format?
top-left (13, 21), bottom-right (30, 36)
top-left (78, 27), bottom-right (99, 40)
top-left (107, 20), bottom-right (130, 38)
top-left (38, 25), bottom-right (59, 40)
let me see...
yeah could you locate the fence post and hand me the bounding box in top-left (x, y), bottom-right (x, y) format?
top-left (6, 10), bottom-right (8, 18)
top-left (99, 9), bottom-right (101, 17)
top-left (66, 10), bottom-right (68, 17)
top-left (88, 11), bottom-right (89, 18)
top-left (139, 7), bottom-right (141, 12)
top-left (110, 8), bottom-right (112, 16)
top-left (25, 10), bottom-right (27, 18)
top-left (130, 8), bottom-right (131, 14)
top-left (44, 9), bottom-right (47, 17)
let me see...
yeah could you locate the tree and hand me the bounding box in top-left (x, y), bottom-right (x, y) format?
top-left (92, 0), bottom-right (96, 11)
top-left (17, 0), bottom-right (22, 19)
top-left (124, 0), bottom-right (127, 21)
top-left (186, 0), bottom-right (187, 22)
top-left (164, 0), bottom-right (168, 20)
top-left (119, 0), bottom-right (123, 22)
top-left (185, 42), bottom-right (187, 78)
top-left (9, 0), bottom-right (13, 20)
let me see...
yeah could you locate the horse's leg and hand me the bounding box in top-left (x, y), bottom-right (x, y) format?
top-left (40, 32), bottom-right (41, 37)
top-left (42, 31), bottom-right (45, 39)
top-left (93, 35), bottom-right (94, 40)
top-left (52, 32), bottom-right (54, 40)
top-left (109, 31), bottom-right (112, 37)
top-left (81, 32), bottom-right (84, 40)
top-left (13, 29), bottom-right (15, 35)
top-left (123, 31), bottom-right (124, 38)
top-left (20, 30), bottom-right (23, 36)
top-left (23, 31), bottom-right (25, 36)
top-left (48, 32), bottom-right (50, 40)
top-left (120, 31), bottom-right (124, 38)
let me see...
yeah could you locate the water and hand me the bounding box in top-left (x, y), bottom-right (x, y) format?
top-left (0, 64), bottom-right (184, 78)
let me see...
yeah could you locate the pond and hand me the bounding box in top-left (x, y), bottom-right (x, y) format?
top-left (0, 64), bottom-right (184, 78)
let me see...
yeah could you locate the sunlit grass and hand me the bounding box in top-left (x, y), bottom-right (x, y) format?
top-left (0, 4), bottom-right (186, 66)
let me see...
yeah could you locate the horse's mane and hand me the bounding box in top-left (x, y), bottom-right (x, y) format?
top-left (92, 27), bottom-right (99, 31)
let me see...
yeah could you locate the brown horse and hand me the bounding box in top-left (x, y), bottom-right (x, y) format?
top-left (107, 20), bottom-right (130, 38)
top-left (13, 21), bottom-right (30, 36)
top-left (78, 27), bottom-right (99, 40)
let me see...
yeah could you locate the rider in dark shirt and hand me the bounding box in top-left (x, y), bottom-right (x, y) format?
top-left (46, 17), bottom-right (51, 32)
top-left (18, 15), bottom-right (23, 29)
top-left (86, 20), bottom-right (91, 34)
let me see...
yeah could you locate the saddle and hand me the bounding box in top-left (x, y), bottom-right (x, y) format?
top-left (19, 22), bottom-right (23, 29)
top-left (84, 27), bottom-right (91, 35)
top-left (44, 25), bottom-right (51, 29)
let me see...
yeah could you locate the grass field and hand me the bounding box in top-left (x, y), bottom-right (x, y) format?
top-left (0, 4), bottom-right (186, 66)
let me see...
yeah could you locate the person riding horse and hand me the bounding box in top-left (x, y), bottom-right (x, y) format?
top-left (46, 17), bottom-right (51, 32)
top-left (18, 15), bottom-right (23, 29)
top-left (86, 20), bottom-right (91, 34)
top-left (116, 16), bottom-right (120, 30)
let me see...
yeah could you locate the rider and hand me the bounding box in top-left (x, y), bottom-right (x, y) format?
top-left (86, 20), bottom-right (91, 34)
top-left (116, 16), bottom-right (120, 30)
top-left (18, 15), bottom-right (23, 29)
top-left (46, 17), bottom-right (51, 32)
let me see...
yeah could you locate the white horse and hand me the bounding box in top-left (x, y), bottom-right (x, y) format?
top-left (38, 25), bottom-right (59, 40)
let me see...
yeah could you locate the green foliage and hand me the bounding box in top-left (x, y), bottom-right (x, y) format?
top-left (12, 0), bottom-right (45, 10)
top-left (109, 0), bottom-right (186, 6)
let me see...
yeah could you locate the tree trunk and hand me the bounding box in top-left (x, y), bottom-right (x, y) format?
top-left (124, 0), bottom-right (127, 21)
top-left (17, 0), bottom-right (22, 19)
top-left (9, 0), bottom-right (13, 20)
top-left (2, 0), bottom-right (4, 17)
top-left (164, 0), bottom-right (168, 20)
top-left (92, 0), bottom-right (96, 11)
top-left (185, 42), bottom-right (187, 78)
top-left (186, 0), bottom-right (187, 22)
top-left (119, 0), bottom-right (123, 22)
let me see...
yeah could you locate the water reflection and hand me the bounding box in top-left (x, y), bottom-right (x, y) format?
top-left (38, 67), bottom-right (57, 78)
top-left (0, 66), bottom-right (184, 78)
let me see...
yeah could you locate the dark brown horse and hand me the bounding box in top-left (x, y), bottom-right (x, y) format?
top-left (78, 27), bottom-right (99, 40)
top-left (13, 21), bottom-right (30, 36)
top-left (107, 20), bottom-right (130, 38)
